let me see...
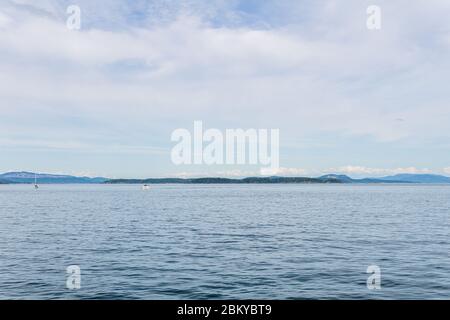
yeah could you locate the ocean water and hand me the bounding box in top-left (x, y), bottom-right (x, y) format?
top-left (0, 184), bottom-right (449, 300)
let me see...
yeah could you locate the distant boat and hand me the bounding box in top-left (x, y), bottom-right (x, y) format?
top-left (34, 173), bottom-right (39, 189)
top-left (142, 184), bottom-right (150, 190)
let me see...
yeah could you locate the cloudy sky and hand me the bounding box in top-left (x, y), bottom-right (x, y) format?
top-left (1, 0), bottom-right (450, 178)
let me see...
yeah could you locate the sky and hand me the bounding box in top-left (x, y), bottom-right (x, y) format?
top-left (1, 0), bottom-right (450, 178)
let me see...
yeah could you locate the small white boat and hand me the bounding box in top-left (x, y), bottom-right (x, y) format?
top-left (142, 184), bottom-right (150, 190)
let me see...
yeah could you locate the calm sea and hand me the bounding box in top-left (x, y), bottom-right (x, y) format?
top-left (0, 184), bottom-right (449, 299)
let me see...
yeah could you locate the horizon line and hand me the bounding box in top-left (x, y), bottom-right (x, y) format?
top-left (1, 170), bottom-right (450, 180)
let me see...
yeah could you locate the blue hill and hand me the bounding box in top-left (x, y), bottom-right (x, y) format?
top-left (378, 174), bottom-right (450, 184)
top-left (0, 172), bottom-right (107, 184)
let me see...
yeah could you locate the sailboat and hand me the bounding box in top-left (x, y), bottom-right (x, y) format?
top-left (34, 173), bottom-right (39, 189)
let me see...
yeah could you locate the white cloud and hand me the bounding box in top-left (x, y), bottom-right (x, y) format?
top-left (1, 1), bottom-right (450, 175)
top-left (327, 166), bottom-right (432, 176)
top-left (0, 11), bottom-right (434, 141)
top-left (261, 167), bottom-right (308, 176)
top-left (173, 167), bottom-right (309, 178)
top-left (0, 11), bottom-right (12, 27)
top-left (161, 166), bottom-right (439, 178)
top-left (173, 169), bottom-right (258, 178)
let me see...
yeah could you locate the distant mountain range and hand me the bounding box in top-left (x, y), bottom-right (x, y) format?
top-left (1, 171), bottom-right (450, 184)
top-left (377, 174), bottom-right (450, 184)
top-left (0, 172), bottom-right (107, 184)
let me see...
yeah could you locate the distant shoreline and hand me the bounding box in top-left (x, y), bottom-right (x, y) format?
top-left (106, 177), bottom-right (341, 184)
top-left (105, 176), bottom-right (408, 184)
top-left (2, 172), bottom-right (450, 184)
